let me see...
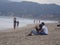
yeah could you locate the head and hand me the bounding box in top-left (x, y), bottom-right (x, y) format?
top-left (41, 22), bottom-right (45, 26)
top-left (14, 17), bottom-right (16, 20)
top-left (39, 24), bottom-right (43, 30)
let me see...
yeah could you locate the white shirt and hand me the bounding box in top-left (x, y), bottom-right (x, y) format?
top-left (42, 25), bottom-right (48, 34)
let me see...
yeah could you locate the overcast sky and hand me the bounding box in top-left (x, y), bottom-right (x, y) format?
top-left (10, 0), bottom-right (60, 5)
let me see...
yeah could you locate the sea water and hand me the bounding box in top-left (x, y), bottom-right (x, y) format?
top-left (0, 16), bottom-right (34, 30)
top-left (0, 16), bottom-right (58, 30)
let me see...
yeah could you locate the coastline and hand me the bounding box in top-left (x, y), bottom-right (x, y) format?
top-left (0, 16), bottom-right (59, 31)
top-left (0, 24), bottom-right (36, 32)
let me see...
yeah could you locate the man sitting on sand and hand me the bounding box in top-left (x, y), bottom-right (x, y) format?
top-left (28, 22), bottom-right (48, 36)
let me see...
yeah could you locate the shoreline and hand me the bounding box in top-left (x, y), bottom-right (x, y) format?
top-left (0, 24), bottom-right (35, 32)
top-left (0, 16), bottom-right (59, 31)
top-left (0, 23), bottom-right (58, 32)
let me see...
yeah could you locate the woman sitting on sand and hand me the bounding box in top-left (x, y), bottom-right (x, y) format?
top-left (28, 22), bottom-right (48, 36)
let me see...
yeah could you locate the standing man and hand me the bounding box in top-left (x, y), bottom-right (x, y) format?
top-left (17, 21), bottom-right (19, 27)
top-left (13, 17), bottom-right (16, 29)
top-left (39, 20), bottom-right (40, 23)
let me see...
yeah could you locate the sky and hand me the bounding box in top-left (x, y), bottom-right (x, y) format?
top-left (10, 0), bottom-right (60, 5)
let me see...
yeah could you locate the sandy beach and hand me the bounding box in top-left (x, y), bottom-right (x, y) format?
top-left (0, 23), bottom-right (60, 45)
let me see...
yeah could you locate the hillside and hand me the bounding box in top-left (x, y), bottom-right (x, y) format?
top-left (0, 1), bottom-right (60, 20)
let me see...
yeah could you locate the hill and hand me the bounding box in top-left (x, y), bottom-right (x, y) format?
top-left (0, 1), bottom-right (60, 20)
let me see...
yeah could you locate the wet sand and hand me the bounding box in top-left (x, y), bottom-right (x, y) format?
top-left (0, 23), bottom-right (60, 45)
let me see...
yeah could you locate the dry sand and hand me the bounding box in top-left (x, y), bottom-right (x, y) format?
top-left (0, 23), bottom-right (60, 45)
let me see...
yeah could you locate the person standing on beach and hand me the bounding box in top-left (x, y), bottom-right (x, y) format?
top-left (34, 19), bottom-right (35, 24)
top-left (39, 20), bottom-right (40, 23)
top-left (13, 17), bottom-right (16, 29)
top-left (16, 21), bottom-right (19, 27)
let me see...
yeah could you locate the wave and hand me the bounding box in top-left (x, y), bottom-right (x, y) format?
top-left (0, 16), bottom-right (58, 30)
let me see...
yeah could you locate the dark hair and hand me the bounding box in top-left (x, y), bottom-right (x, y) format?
top-left (41, 22), bottom-right (45, 25)
top-left (39, 24), bottom-right (43, 30)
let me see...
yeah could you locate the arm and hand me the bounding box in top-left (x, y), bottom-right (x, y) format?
top-left (39, 29), bottom-right (44, 32)
top-left (35, 26), bottom-right (40, 32)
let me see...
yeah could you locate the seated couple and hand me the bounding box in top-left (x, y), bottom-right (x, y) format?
top-left (28, 22), bottom-right (48, 36)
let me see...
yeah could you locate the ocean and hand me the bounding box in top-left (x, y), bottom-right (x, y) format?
top-left (0, 16), bottom-right (58, 30)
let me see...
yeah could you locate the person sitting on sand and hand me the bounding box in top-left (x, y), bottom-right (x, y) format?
top-left (41, 22), bottom-right (48, 35)
top-left (28, 22), bottom-right (48, 36)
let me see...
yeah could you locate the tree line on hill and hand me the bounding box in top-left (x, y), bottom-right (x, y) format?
top-left (0, 1), bottom-right (60, 20)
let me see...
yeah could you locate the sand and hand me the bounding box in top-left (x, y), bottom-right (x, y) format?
top-left (0, 23), bottom-right (60, 45)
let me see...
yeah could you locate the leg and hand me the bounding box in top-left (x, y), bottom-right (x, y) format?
top-left (31, 30), bottom-right (39, 35)
top-left (14, 23), bottom-right (16, 29)
top-left (39, 32), bottom-right (48, 35)
top-left (28, 30), bottom-right (39, 36)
